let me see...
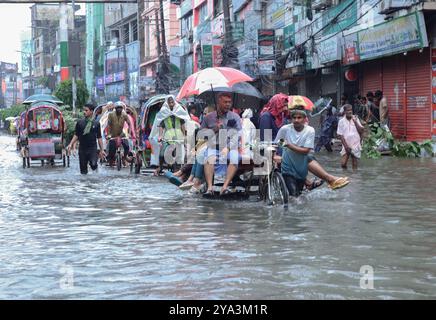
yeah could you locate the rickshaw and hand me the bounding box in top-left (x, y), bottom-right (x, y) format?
top-left (200, 141), bottom-right (290, 206)
top-left (99, 102), bottom-right (142, 172)
top-left (138, 95), bottom-right (168, 169)
top-left (20, 100), bottom-right (69, 168)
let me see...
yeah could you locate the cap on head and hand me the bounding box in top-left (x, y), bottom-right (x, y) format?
top-left (114, 101), bottom-right (125, 109)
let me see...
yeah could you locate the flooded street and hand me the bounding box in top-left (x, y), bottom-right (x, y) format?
top-left (1, 133), bottom-right (436, 299)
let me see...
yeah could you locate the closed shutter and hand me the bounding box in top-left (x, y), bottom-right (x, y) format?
top-left (405, 48), bottom-right (432, 141)
top-left (362, 60), bottom-right (382, 94)
top-left (382, 54), bottom-right (406, 139)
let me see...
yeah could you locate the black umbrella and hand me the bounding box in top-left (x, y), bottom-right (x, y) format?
top-left (198, 82), bottom-right (265, 110)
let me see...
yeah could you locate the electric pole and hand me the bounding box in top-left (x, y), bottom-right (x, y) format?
top-left (221, 0), bottom-right (239, 68)
top-left (71, 0), bottom-right (77, 116)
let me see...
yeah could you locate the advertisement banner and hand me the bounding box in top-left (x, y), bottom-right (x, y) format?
top-left (212, 14), bottom-right (224, 38)
top-left (257, 60), bottom-right (276, 75)
top-left (258, 29), bottom-right (275, 60)
top-left (342, 33), bottom-right (360, 65)
top-left (212, 45), bottom-right (223, 67)
top-left (358, 12), bottom-right (427, 61)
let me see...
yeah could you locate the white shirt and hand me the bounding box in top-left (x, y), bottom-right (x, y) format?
top-left (337, 116), bottom-right (362, 157)
top-left (274, 124), bottom-right (315, 149)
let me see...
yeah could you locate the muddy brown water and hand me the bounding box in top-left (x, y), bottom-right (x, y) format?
top-left (1, 134), bottom-right (436, 299)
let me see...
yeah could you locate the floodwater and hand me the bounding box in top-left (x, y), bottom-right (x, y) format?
top-left (1, 133), bottom-right (436, 299)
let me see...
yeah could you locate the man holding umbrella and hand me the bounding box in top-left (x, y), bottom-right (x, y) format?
top-left (201, 92), bottom-right (242, 196)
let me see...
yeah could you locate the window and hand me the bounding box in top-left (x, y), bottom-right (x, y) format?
top-left (213, 0), bottom-right (223, 17)
top-left (181, 14), bottom-right (193, 37)
top-left (199, 3), bottom-right (208, 24)
top-left (132, 20), bottom-right (138, 41)
top-left (35, 56), bottom-right (40, 68)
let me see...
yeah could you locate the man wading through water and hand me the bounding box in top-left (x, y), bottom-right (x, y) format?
top-left (67, 104), bottom-right (106, 174)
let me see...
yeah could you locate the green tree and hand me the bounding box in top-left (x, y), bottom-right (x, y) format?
top-left (54, 79), bottom-right (89, 112)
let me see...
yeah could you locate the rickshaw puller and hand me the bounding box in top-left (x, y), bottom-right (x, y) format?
top-left (107, 102), bottom-right (131, 166)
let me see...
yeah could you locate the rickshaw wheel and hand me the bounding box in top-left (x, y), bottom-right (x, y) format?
top-left (267, 171), bottom-right (289, 206)
top-left (67, 156), bottom-right (70, 167)
top-left (26, 157), bottom-right (30, 168)
top-left (134, 156), bottom-right (142, 174)
top-left (22, 157), bottom-right (26, 169)
top-left (63, 155), bottom-right (66, 167)
top-left (116, 153), bottom-right (122, 171)
top-left (41, 160), bottom-right (44, 167)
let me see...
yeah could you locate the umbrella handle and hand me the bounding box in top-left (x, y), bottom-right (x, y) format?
top-left (211, 84), bottom-right (217, 110)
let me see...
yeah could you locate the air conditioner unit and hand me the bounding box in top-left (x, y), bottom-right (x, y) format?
top-left (312, 0), bottom-right (333, 11)
top-left (379, 0), bottom-right (418, 14)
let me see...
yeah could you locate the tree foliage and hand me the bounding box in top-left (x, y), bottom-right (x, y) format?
top-left (53, 80), bottom-right (89, 112)
top-left (0, 104), bottom-right (26, 121)
top-left (363, 123), bottom-right (434, 159)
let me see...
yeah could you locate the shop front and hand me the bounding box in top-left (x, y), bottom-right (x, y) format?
top-left (344, 11), bottom-right (431, 141)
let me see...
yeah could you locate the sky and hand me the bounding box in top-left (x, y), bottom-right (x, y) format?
top-left (0, 3), bottom-right (86, 72)
top-left (0, 4), bottom-right (31, 69)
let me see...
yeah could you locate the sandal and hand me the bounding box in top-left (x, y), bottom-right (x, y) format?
top-left (220, 188), bottom-right (232, 196)
top-left (329, 177), bottom-right (350, 190)
top-left (306, 179), bottom-right (325, 191)
top-left (179, 181), bottom-right (195, 190)
top-left (203, 189), bottom-right (214, 197)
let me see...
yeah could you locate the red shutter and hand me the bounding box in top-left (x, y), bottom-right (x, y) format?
top-left (382, 55), bottom-right (406, 139)
top-left (405, 48), bottom-right (432, 141)
top-left (362, 60), bottom-right (382, 94)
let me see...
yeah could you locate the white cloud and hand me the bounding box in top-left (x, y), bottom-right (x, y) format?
top-left (0, 4), bottom-right (31, 67)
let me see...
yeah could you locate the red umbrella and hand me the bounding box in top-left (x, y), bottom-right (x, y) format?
top-left (176, 67), bottom-right (253, 101)
top-left (288, 95), bottom-right (314, 111)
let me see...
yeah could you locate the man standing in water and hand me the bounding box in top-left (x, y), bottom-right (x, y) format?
top-left (67, 104), bottom-right (106, 174)
top-left (337, 104), bottom-right (364, 170)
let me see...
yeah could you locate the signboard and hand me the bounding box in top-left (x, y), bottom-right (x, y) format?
top-left (358, 12), bottom-right (427, 61)
top-left (105, 71), bottom-right (125, 84)
top-left (232, 21), bottom-right (244, 41)
top-left (212, 14), bottom-right (224, 38)
top-left (283, 24), bottom-right (295, 50)
top-left (96, 76), bottom-right (105, 90)
top-left (257, 60), bottom-right (276, 75)
top-left (1, 62), bottom-right (17, 72)
top-left (319, 36), bottom-right (340, 64)
top-left (322, 0), bottom-right (358, 37)
top-left (202, 44), bottom-right (213, 68)
top-left (271, 7), bottom-right (286, 29)
top-left (342, 33), bottom-right (360, 65)
top-left (432, 48), bottom-right (436, 136)
top-left (1, 1), bottom-right (136, 3)
top-left (258, 29), bottom-right (275, 60)
top-left (212, 45), bottom-right (223, 67)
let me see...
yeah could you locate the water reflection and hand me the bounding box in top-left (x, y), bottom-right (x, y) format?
top-left (1, 134), bottom-right (436, 299)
